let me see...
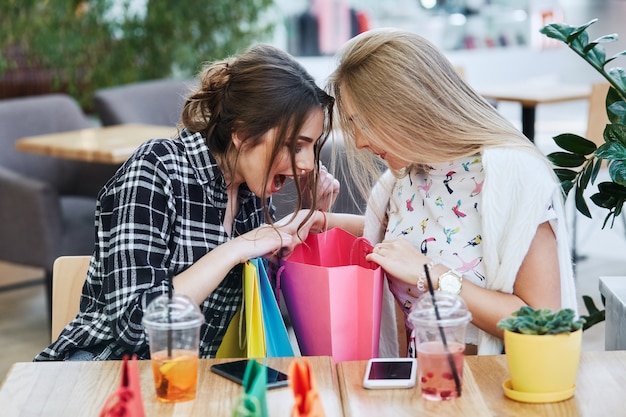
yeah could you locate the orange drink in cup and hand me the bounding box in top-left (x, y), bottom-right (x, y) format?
top-left (151, 349), bottom-right (199, 402)
top-left (143, 294), bottom-right (204, 403)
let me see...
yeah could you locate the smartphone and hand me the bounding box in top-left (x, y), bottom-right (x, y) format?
top-left (362, 358), bottom-right (418, 389)
top-left (210, 359), bottom-right (289, 389)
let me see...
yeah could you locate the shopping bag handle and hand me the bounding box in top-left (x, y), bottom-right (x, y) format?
top-left (350, 236), bottom-right (378, 269)
top-left (275, 265), bottom-right (285, 310)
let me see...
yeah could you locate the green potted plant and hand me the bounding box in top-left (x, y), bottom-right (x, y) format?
top-left (497, 306), bottom-right (585, 403)
top-left (539, 19), bottom-right (626, 228)
top-left (538, 19), bottom-right (626, 330)
top-left (0, 0), bottom-right (275, 110)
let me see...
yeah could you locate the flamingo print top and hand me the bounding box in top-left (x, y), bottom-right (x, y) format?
top-left (385, 154), bottom-right (554, 348)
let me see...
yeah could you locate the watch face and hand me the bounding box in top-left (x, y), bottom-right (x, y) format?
top-left (440, 272), bottom-right (462, 294)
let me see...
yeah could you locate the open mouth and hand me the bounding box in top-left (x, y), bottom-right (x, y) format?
top-left (271, 174), bottom-right (286, 193)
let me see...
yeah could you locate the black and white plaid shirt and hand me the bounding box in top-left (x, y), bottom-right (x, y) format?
top-left (36, 128), bottom-right (269, 361)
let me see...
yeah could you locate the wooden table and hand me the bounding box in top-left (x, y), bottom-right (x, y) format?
top-left (338, 351), bottom-right (626, 416)
top-left (0, 357), bottom-right (343, 416)
top-left (15, 123), bottom-right (176, 164)
top-left (478, 83), bottom-right (590, 142)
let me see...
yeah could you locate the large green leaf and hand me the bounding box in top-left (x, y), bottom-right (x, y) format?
top-left (575, 184), bottom-right (592, 218)
top-left (539, 22), bottom-right (575, 42)
top-left (590, 192), bottom-right (617, 209)
top-left (609, 160), bottom-right (626, 186)
top-left (553, 133), bottom-right (597, 155)
top-left (566, 19), bottom-right (597, 44)
top-left (604, 49), bottom-right (626, 68)
top-left (570, 31), bottom-right (591, 56)
top-left (554, 168), bottom-right (577, 181)
top-left (580, 295), bottom-right (605, 330)
top-left (601, 126), bottom-right (626, 149)
top-left (579, 161), bottom-right (594, 190)
top-left (596, 181), bottom-right (626, 198)
top-left (583, 34), bottom-right (619, 55)
top-left (561, 180), bottom-right (574, 196)
top-left (547, 151), bottom-right (587, 168)
top-left (607, 66), bottom-right (626, 94)
top-left (591, 157), bottom-right (602, 183)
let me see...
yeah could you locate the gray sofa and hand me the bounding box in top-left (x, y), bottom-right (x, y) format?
top-left (94, 78), bottom-right (198, 127)
top-left (0, 94), bottom-right (118, 316)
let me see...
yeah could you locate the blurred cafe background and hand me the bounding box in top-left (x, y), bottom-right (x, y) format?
top-left (1, 0), bottom-right (626, 379)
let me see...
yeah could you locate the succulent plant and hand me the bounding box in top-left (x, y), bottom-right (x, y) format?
top-left (497, 306), bottom-right (586, 335)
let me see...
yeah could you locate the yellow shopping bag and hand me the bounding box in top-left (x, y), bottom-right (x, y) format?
top-left (216, 260), bottom-right (266, 358)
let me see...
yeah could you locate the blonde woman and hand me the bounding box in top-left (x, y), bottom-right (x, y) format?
top-left (323, 28), bottom-right (577, 356)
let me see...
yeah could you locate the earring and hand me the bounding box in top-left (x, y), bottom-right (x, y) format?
top-left (301, 170), bottom-right (306, 175)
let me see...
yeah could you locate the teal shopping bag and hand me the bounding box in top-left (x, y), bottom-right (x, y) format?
top-left (253, 258), bottom-right (295, 357)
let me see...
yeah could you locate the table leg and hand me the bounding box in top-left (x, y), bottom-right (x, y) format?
top-left (521, 105), bottom-right (536, 143)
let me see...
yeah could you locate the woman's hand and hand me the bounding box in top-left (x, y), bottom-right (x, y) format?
top-left (300, 163), bottom-right (340, 211)
top-left (366, 238), bottom-right (428, 285)
top-left (233, 226), bottom-right (296, 264)
top-left (273, 209), bottom-right (328, 259)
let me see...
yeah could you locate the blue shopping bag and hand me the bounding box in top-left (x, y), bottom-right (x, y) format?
top-left (253, 258), bottom-right (295, 357)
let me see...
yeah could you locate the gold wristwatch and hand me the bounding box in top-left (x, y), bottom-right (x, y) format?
top-left (437, 269), bottom-right (463, 295)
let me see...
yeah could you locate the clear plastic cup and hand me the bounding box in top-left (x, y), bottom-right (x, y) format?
top-left (409, 292), bottom-right (472, 401)
top-left (143, 294), bottom-right (204, 402)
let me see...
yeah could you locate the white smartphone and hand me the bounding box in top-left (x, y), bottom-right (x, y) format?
top-left (362, 358), bottom-right (418, 389)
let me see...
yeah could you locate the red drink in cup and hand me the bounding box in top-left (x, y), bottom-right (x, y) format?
top-left (416, 341), bottom-right (465, 400)
top-left (409, 292), bottom-right (472, 401)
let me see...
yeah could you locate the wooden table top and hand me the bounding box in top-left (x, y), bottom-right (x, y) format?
top-left (477, 83), bottom-right (591, 107)
top-left (0, 357), bottom-right (343, 417)
top-left (15, 123), bottom-right (177, 164)
top-left (338, 350), bottom-right (626, 417)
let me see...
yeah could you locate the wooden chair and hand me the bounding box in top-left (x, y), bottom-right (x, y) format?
top-left (51, 255), bottom-right (90, 342)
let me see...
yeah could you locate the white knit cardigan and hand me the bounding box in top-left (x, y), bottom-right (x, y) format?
top-left (363, 147), bottom-right (578, 356)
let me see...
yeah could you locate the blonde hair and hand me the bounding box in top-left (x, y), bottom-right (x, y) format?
top-left (327, 28), bottom-right (546, 202)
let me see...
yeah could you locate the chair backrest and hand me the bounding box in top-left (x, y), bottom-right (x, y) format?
top-left (585, 82), bottom-right (611, 147)
top-left (0, 94), bottom-right (92, 191)
top-left (51, 255), bottom-right (90, 342)
top-left (94, 78), bottom-right (198, 127)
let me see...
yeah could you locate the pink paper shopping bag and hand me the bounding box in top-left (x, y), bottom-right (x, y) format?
top-left (278, 228), bottom-right (383, 362)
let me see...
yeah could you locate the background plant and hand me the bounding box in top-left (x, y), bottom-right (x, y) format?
top-left (540, 19), bottom-right (626, 229)
top-left (0, 0), bottom-right (275, 109)
top-left (539, 19), bottom-right (626, 330)
top-left (497, 306), bottom-right (585, 335)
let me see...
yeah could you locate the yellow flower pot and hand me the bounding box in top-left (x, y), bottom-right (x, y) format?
top-left (504, 329), bottom-right (582, 394)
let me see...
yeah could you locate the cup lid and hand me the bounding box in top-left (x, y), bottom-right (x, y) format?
top-left (142, 294), bottom-right (204, 330)
top-left (409, 292), bottom-right (472, 327)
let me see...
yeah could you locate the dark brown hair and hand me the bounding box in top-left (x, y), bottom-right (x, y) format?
top-left (181, 44), bottom-right (334, 224)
